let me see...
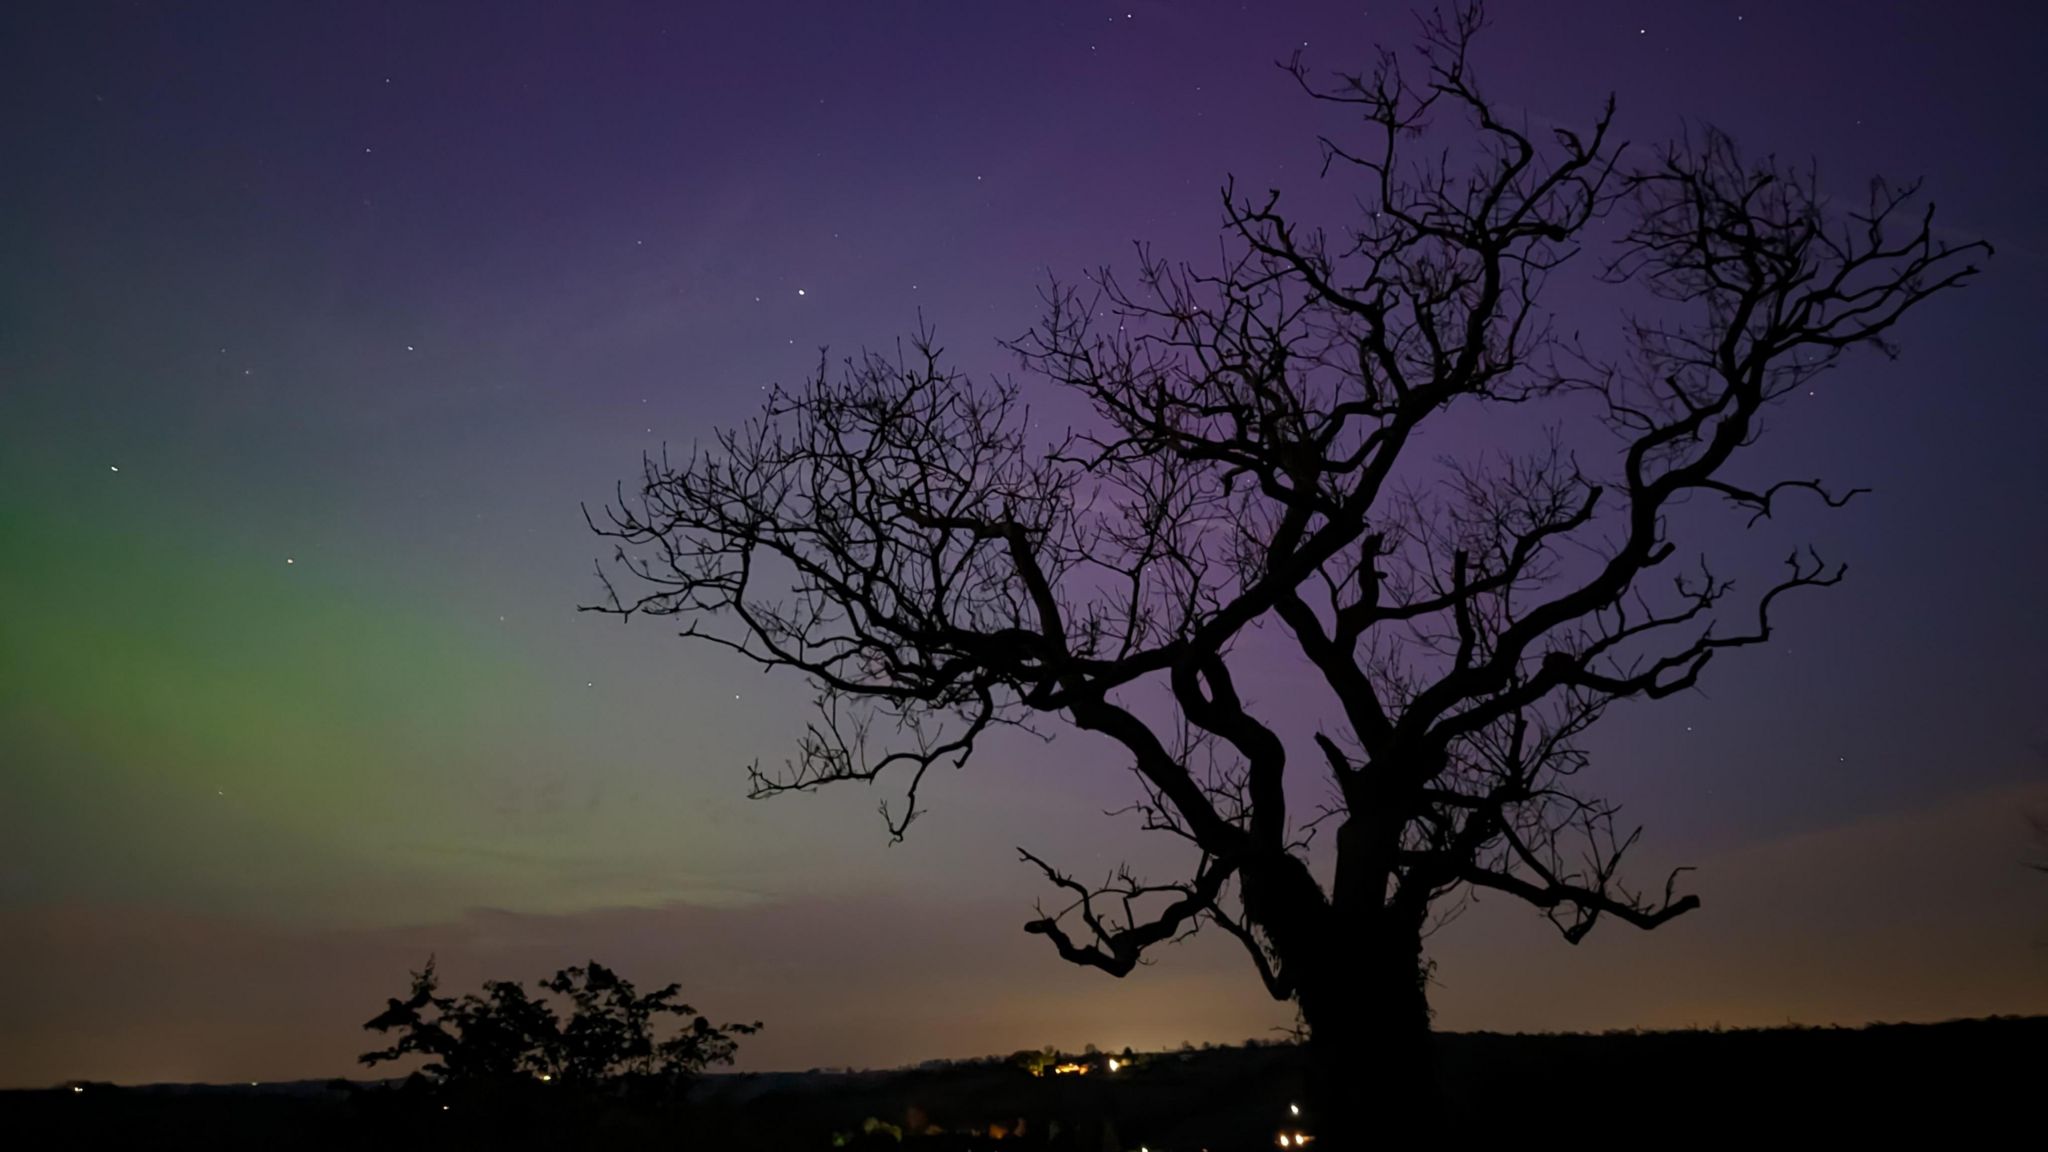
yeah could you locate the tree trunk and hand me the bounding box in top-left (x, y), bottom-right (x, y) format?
top-left (1295, 933), bottom-right (1437, 1149)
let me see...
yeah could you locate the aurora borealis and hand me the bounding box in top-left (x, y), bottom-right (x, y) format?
top-left (3, 1), bottom-right (2046, 1086)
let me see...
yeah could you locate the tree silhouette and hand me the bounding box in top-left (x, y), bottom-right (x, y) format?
top-left (361, 958), bottom-right (759, 1101)
top-left (586, 4), bottom-right (1982, 1137)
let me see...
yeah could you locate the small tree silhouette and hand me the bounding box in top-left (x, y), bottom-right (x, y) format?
top-left (361, 958), bottom-right (759, 1101)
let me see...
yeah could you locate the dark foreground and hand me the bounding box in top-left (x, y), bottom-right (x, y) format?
top-left (7, 1017), bottom-right (2039, 1148)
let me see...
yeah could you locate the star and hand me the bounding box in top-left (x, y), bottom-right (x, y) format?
top-left (285, 557), bottom-right (294, 565)
top-left (109, 465), bottom-right (120, 472)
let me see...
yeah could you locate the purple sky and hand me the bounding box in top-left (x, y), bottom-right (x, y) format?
top-left (3, 1), bottom-right (2045, 1086)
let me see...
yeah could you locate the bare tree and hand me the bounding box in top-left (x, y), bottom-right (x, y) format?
top-left (586, 5), bottom-right (1983, 1136)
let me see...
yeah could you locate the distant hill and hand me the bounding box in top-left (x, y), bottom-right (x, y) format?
top-left (7, 1017), bottom-right (2039, 1146)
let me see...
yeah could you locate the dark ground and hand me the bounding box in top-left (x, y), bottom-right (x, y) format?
top-left (5, 1017), bottom-right (2038, 1148)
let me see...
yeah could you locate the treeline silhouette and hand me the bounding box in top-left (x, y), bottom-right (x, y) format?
top-left (8, 1013), bottom-right (2041, 1147)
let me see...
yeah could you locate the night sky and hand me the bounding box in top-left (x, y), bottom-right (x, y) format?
top-left (3, 1), bottom-right (2046, 1087)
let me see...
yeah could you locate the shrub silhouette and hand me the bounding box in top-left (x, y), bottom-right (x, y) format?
top-left (361, 958), bottom-right (759, 1101)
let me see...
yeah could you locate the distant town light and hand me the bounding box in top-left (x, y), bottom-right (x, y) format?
top-left (72, 1085), bottom-right (83, 1094)
top-left (1107, 1058), bottom-right (1120, 1072)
